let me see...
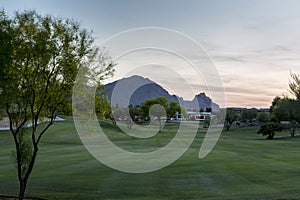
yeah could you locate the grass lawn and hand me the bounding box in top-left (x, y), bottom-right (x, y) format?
top-left (1, 118), bottom-right (300, 199)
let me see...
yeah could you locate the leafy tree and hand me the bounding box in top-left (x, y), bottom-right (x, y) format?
top-left (225, 108), bottom-right (238, 131)
top-left (128, 104), bottom-right (142, 121)
top-left (141, 97), bottom-right (168, 132)
top-left (289, 72), bottom-right (300, 100)
top-left (256, 112), bottom-right (270, 123)
top-left (57, 94), bottom-right (72, 116)
top-left (240, 108), bottom-right (257, 123)
top-left (0, 10), bottom-right (12, 120)
top-left (270, 96), bottom-right (281, 113)
top-left (258, 73), bottom-right (300, 140)
top-left (0, 106), bottom-right (4, 120)
top-left (257, 122), bottom-right (279, 139)
top-left (167, 101), bottom-right (181, 119)
top-left (261, 96), bottom-right (296, 139)
top-left (0, 10), bottom-right (114, 199)
top-left (95, 94), bottom-right (112, 119)
top-left (288, 73), bottom-right (300, 122)
top-left (271, 97), bottom-right (296, 123)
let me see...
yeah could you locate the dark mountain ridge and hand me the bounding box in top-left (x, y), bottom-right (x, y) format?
top-left (104, 75), bottom-right (219, 111)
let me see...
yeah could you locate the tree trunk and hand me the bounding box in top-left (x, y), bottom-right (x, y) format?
top-left (225, 123), bottom-right (230, 131)
top-left (19, 180), bottom-right (27, 200)
top-left (158, 118), bottom-right (162, 132)
top-left (267, 132), bottom-right (275, 139)
top-left (18, 145), bottom-right (38, 200)
top-left (290, 128), bottom-right (295, 137)
top-left (13, 134), bottom-right (27, 200)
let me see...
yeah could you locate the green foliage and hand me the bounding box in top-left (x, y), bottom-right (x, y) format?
top-left (267, 72), bottom-right (300, 126)
top-left (141, 97), bottom-right (168, 119)
top-left (240, 108), bottom-right (257, 123)
top-left (95, 94), bottom-right (112, 119)
top-left (270, 96), bottom-right (281, 113)
top-left (279, 72), bottom-right (300, 123)
top-left (256, 112), bottom-right (270, 123)
top-left (57, 96), bottom-right (72, 116)
top-left (0, 108), bottom-right (3, 120)
top-left (257, 122), bottom-right (279, 139)
top-left (141, 97), bottom-right (183, 132)
top-left (271, 97), bottom-right (297, 122)
top-left (0, 10), bottom-right (114, 199)
top-left (225, 108), bottom-right (238, 130)
top-left (128, 104), bottom-right (142, 121)
top-left (260, 72), bottom-right (300, 139)
top-left (141, 97), bottom-right (185, 119)
top-left (11, 128), bottom-right (32, 179)
top-left (289, 72), bottom-right (300, 100)
top-left (167, 101), bottom-right (181, 118)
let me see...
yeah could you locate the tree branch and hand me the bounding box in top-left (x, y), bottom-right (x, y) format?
top-left (36, 108), bottom-right (56, 145)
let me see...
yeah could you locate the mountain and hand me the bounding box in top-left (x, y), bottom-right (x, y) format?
top-left (179, 93), bottom-right (220, 111)
top-left (104, 75), bottom-right (219, 110)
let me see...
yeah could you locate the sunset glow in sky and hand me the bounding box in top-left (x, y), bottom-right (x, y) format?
top-left (2, 0), bottom-right (300, 108)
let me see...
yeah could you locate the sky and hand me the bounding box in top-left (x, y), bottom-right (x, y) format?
top-left (2, 0), bottom-right (300, 108)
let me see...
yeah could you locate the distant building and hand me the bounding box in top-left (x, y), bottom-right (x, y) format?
top-left (187, 111), bottom-right (212, 121)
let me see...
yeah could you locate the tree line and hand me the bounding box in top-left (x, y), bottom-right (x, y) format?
top-left (98, 96), bottom-right (186, 132)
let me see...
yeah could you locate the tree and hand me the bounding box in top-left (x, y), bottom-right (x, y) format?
top-left (0, 10), bottom-right (13, 121)
top-left (167, 101), bottom-right (181, 119)
top-left (95, 94), bottom-right (112, 119)
top-left (225, 108), bottom-right (238, 131)
top-left (288, 73), bottom-right (300, 122)
top-left (270, 96), bottom-right (300, 137)
top-left (240, 108), bottom-right (257, 123)
top-left (141, 97), bottom-right (168, 132)
top-left (289, 72), bottom-right (300, 100)
top-left (270, 96), bottom-right (281, 113)
top-left (57, 94), bottom-right (72, 116)
top-left (257, 122), bottom-right (279, 139)
top-left (256, 112), bottom-right (270, 123)
top-left (128, 104), bottom-right (142, 121)
top-left (0, 10), bottom-right (114, 199)
top-left (258, 73), bottom-right (300, 140)
top-left (271, 97), bottom-right (296, 123)
top-left (95, 85), bottom-right (112, 120)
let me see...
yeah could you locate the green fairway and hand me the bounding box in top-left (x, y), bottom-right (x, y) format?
top-left (1, 119), bottom-right (300, 199)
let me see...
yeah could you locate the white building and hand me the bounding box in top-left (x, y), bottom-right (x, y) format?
top-left (187, 111), bottom-right (212, 121)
